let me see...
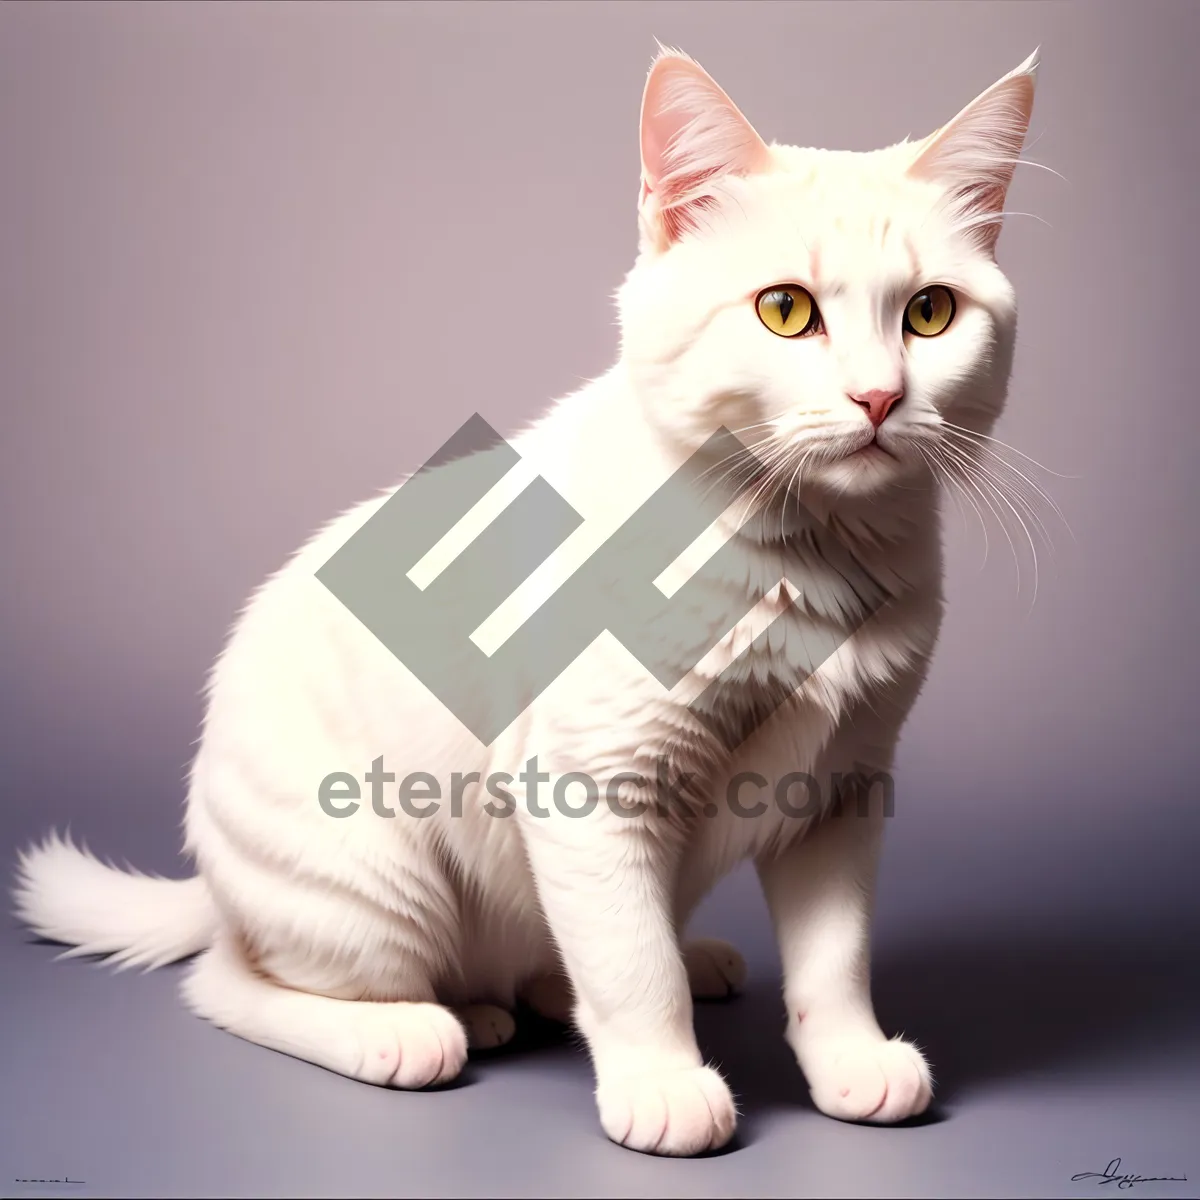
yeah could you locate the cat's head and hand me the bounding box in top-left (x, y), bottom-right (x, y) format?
top-left (617, 47), bottom-right (1039, 503)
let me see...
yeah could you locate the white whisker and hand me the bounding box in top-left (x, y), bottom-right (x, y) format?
top-left (1014, 158), bottom-right (1067, 182)
top-left (944, 436), bottom-right (1057, 552)
top-left (916, 443), bottom-right (973, 538)
top-left (920, 443), bottom-right (991, 569)
top-left (941, 439), bottom-right (1039, 606)
top-left (939, 419), bottom-right (1078, 479)
top-left (943, 429), bottom-right (1073, 547)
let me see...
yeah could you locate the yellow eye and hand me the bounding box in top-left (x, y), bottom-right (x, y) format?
top-left (756, 285), bottom-right (819, 338)
top-left (904, 285), bottom-right (956, 337)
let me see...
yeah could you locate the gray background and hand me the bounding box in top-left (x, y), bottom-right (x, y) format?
top-left (2, 1), bottom-right (1198, 1196)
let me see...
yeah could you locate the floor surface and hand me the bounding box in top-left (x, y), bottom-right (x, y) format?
top-left (4, 863), bottom-right (1198, 1200)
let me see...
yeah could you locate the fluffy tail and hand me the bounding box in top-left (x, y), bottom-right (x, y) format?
top-left (13, 829), bottom-right (218, 970)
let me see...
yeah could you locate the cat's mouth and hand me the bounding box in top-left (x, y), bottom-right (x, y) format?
top-left (845, 435), bottom-right (897, 463)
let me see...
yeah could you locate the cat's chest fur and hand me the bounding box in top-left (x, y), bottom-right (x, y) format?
top-left (513, 493), bottom-right (939, 800)
top-left (499, 394), bottom-right (942, 798)
top-left (663, 521), bottom-right (940, 894)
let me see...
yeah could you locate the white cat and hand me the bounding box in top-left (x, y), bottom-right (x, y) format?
top-left (14, 47), bottom-right (1040, 1156)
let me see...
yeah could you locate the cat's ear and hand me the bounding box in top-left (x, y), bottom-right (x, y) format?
top-left (907, 49), bottom-right (1040, 252)
top-left (638, 47), bottom-right (773, 252)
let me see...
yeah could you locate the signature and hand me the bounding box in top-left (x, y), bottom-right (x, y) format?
top-left (1072, 1159), bottom-right (1188, 1190)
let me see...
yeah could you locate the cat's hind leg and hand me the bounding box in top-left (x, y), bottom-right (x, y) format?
top-left (682, 938), bottom-right (747, 1000)
top-left (182, 934), bottom-right (468, 1088)
top-left (453, 1004), bottom-right (516, 1050)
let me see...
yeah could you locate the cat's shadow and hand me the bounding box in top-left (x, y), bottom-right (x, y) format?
top-left (500, 921), bottom-right (1200, 1125)
top-left (694, 922), bottom-right (1200, 1117)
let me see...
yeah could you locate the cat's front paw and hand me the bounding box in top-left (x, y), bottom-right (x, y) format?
top-left (595, 1064), bottom-right (737, 1156)
top-left (801, 1035), bottom-right (933, 1124)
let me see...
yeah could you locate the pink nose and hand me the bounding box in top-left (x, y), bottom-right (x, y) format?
top-left (850, 389), bottom-right (903, 428)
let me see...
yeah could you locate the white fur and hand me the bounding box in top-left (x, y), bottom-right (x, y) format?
top-left (13, 48), bottom-right (1039, 1156)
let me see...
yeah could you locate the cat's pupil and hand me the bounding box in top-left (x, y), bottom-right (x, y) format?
top-left (777, 291), bottom-right (794, 325)
top-left (920, 295), bottom-right (934, 323)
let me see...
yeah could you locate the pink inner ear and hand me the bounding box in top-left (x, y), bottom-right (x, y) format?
top-left (638, 51), bottom-right (772, 243)
top-left (908, 53), bottom-right (1038, 248)
top-left (640, 65), bottom-right (695, 197)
